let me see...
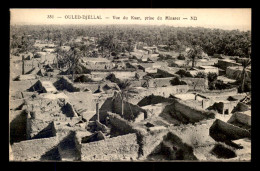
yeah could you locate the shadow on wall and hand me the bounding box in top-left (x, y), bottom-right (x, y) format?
top-left (53, 77), bottom-right (80, 92)
top-left (40, 146), bottom-right (61, 161)
top-left (10, 111), bottom-right (27, 145)
top-left (41, 131), bottom-right (80, 161)
top-left (31, 122), bottom-right (55, 140)
top-left (10, 110), bottom-right (27, 145)
top-left (210, 143), bottom-right (237, 159)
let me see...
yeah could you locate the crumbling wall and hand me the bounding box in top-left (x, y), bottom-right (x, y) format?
top-left (80, 133), bottom-right (139, 161)
top-left (11, 136), bottom-right (59, 161)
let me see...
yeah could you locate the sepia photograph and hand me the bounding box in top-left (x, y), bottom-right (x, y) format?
top-left (9, 8), bottom-right (251, 162)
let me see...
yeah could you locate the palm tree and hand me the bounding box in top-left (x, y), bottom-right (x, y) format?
top-left (186, 45), bottom-right (203, 68)
top-left (114, 80), bottom-right (135, 118)
top-left (233, 58), bottom-right (251, 93)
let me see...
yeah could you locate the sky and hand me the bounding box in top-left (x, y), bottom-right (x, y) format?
top-left (10, 8), bottom-right (251, 31)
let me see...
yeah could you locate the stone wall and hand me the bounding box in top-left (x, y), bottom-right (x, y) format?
top-left (80, 133), bottom-right (139, 161)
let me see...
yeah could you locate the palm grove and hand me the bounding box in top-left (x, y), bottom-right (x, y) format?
top-left (10, 24), bottom-right (251, 93)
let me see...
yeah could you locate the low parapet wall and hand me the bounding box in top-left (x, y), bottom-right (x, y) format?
top-left (80, 133), bottom-right (139, 161)
top-left (201, 87), bottom-right (238, 97)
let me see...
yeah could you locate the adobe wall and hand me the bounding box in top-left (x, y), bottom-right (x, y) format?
top-left (218, 60), bottom-right (241, 71)
top-left (63, 102), bottom-right (78, 117)
top-left (201, 88), bottom-right (238, 97)
top-left (107, 112), bottom-right (136, 134)
top-left (128, 85), bottom-right (189, 105)
top-left (228, 112), bottom-right (251, 126)
top-left (167, 99), bottom-right (216, 123)
top-left (213, 119), bottom-right (250, 140)
top-left (10, 110), bottom-right (27, 144)
top-left (107, 112), bottom-right (170, 159)
top-left (140, 128), bottom-right (169, 159)
top-left (80, 133), bottom-right (139, 161)
top-left (10, 80), bottom-right (38, 92)
top-left (157, 69), bottom-right (177, 77)
top-left (226, 67), bottom-right (251, 81)
top-left (99, 98), bottom-right (114, 122)
top-left (11, 136), bottom-right (59, 161)
top-left (181, 77), bottom-right (208, 91)
top-left (148, 77), bottom-right (175, 88)
top-left (112, 71), bottom-right (136, 79)
top-left (9, 99), bottom-right (25, 110)
top-left (53, 76), bottom-right (80, 92)
top-left (89, 71), bottom-right (108, 79)
top-left (23, 60), bottom-right (40, 74)
top-left (170, 119), bottom-right (216, 147)
top-left (112, 93), bottom-right (147, 122)
top-left (26, 118), bottom-right (54, 139)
